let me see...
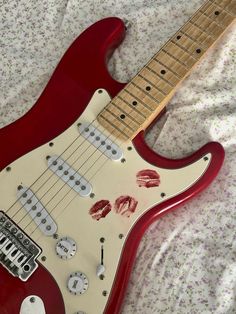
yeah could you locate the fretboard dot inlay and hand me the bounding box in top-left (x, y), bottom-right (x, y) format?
top-left (161, 69), bottom-right (166, 75)
top-left (146, 86), bottom-right (151, 91)
top-left (215, 11), bottom-right (220, 15)
top-left (176, 35), bottom-right (181, 40)
top-left (120, 114), bottom-right (126, 119)
top-left (132, 101), bottom-right (137, 106)
top-left (196, 48), bottom-right (201, 54)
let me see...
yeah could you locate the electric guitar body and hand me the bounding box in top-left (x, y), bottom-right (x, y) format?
top-left (0, 16), bottom-right (227, 314)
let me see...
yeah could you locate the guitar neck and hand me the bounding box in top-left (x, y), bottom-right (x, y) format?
top-left (98, 0), bottom-right (236, 141)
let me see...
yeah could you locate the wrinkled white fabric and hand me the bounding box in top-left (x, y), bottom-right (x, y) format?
top-left (1, 0), bottom-right (236, 313)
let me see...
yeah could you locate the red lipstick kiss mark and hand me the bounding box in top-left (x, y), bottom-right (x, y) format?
top-left (89, 200), bottom-right (112, 221)
top-left (136, 169), bottom-right (160, 188)
top-left (114, 196), bottom-right (138, 217)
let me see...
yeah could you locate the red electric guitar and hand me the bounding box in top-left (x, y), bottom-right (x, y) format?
top-left (0, 1), bottom-right (235, 313)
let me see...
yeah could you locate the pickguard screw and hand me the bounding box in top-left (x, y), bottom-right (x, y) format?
top-left (17, 185), bottom-right (23, 190)
top-left (30, 297), bottom-right (35, 303)
top-left (99, 274), bottom-right (105, 280)
top-left (98, 89), bottom-right (103, 94)
top-left (41, 256), bottom-right (46, 262)
top-left (6, 167), bottom-right (11, 172)
top-left (49, 142), bottom-right (54, 147)
top-left (53, 233), bottom-right (59, 239)
top-left (121, 158), bottom-right (126, 163)
top-left (46, 155), bottom-right (51, 160)
top-left (90, 193), bottom-right (95, 199)
top-left (204, 156), bottom-right (209, 161)
top-left (102, 290), bottom-right (108, 296)
top-left (161, 192), bottom-right (166, 198)
top-left (100, 237), bottom-right (105, 243)
top-left (77, 122), bottom-right (81, 127)
top-left (119, 234), bottom-right (124, 239)
top-left (127, 146), bottom-right (132, 151)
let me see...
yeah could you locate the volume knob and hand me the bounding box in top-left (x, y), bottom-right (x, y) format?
top-left (56, 237), bottom-right (77, 260)
top-left (67, 272), bottom-right (89, 295)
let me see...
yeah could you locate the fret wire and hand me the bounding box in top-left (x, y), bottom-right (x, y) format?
top-left (199, 1), bottom-right (223, 28)
top-left (179, 29), bottom-right (212, 50)
top-left (131, 81), bottom-right (162, 103)
top-left (123, 88), bottom-right (155, 112)
top-left (117, 95), bottom-right (148, 119)
top-left (200, 3), bottom-right (230, 27)
top-left (194, 8), bottom-right (225, 34)
top-left (153, 57), bottom-right (182, 79)
top-left (146, 65), bottom-right (175, 87)
top-left (148, 59), bottom-right (179, 86)
top-left (209, 0), bottom-right (235, 17)
top-left (120, 0), bottom-right (218, 122)
top-left (162, 48), bottom-right (191, 69)
top-left (201, 1), bottom-right (235, 28)
top-left (97, 0), bottom-right (235, 140)
top-left (220, 10), bottom-right (235, 26)
top-left (164, 42), bottom-right (195, 68)
top-left (138, 73), bottom-right (168, 96)
top-left (199, 9), bottom-right (225, 28)
top-left (105, 108), bottom-right (138, 132)
top-left (178, 37), bottom-right (206, 57)
top-left (170, 39), bottom-right (199, 61)
top-left (117, 93), bottom-right (153, 117)
top-left (156, 50), bottom-right (189, 77)
top-left (189, 20), bottom-right (217, 39)
top-left (110, 101), bottom-right (144, 125)
top-left (98, 114), bottom-right (130, 139)
top-left (98, 96), bottom-right (139, 137)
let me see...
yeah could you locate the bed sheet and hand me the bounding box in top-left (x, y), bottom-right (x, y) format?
top-left (0, 0), bottom-right (236, 313)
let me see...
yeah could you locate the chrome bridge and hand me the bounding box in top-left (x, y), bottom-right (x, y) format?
top-left (0, 211), bottom-right (41, 281)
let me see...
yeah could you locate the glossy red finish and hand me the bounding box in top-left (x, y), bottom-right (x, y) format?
top-left (105, 135), bottom-right (224, 314)
top-left (0, 17), bottom-right (125, 170)
top-left (0, 17), bottom-right (225, 314)
top-left (0, 264), bottom-right (65, 314)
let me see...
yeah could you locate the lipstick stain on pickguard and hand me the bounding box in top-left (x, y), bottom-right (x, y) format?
top-left (136, 169), bottom-right (160, 188)
top-left (89, 200), bottom-right (112, 220)
top-left (114, 195), bottom-right (138, 217)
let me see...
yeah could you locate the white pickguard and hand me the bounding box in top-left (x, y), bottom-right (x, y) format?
top-left (20, 296), bottom-right (46, 314)
top-left (0, 90), bottom-right (210, 314)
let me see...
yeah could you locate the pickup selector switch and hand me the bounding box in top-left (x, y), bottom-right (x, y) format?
top-left (56, 237), bottom-right (77, 260)
top-left (67, 272), bottom-right (88, 295)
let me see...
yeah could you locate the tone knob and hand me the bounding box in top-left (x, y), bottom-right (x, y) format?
top-left (56, 237), bottom-right (77, 260)
top-left (67, 272), bottom-right (89, 295)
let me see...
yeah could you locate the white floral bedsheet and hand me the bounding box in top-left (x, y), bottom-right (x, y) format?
top-left (1, 0), bottom-right (236, 313)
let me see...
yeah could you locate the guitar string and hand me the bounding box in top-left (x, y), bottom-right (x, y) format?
top-left (6, 0), bottom-right (225, 236)
top-left (28, 0), bottom-right (227, 240)
top-left (32, 0), bottom-right (231, 239)
top-left (24, 0), bottom-right (216, 238)
top-left (12, 0), bottom-right (229, 238)
top-left (5, 0), bottom-right (228, 236)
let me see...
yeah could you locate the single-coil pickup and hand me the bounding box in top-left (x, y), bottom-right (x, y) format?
top-left (17, 187), bottom-right (57, 236)
top-left (78, 123), bottom-right (123, 161)
top-left (47, 156), bottom-right (92, 197)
